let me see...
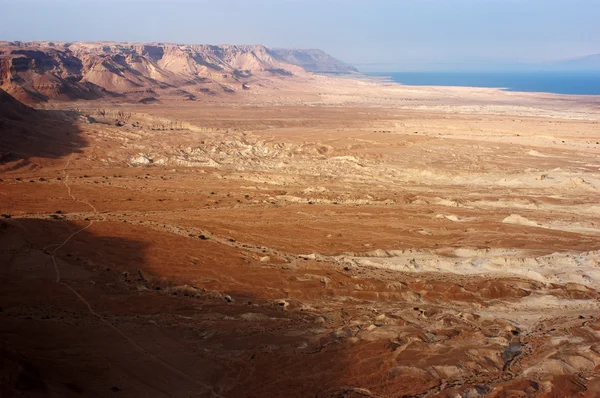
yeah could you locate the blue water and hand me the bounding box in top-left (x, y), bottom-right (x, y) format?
top-left (369, 71), bottom-right (600, 95)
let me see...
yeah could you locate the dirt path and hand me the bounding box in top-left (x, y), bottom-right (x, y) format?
top-left (47, 150), bottom-right (225, 398)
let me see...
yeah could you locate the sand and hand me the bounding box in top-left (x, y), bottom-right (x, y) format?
top-left (1, 72), bottom-right (600, 397)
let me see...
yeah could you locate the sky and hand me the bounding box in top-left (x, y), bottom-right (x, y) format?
top-left (1, 0), bottom-right (599, 71)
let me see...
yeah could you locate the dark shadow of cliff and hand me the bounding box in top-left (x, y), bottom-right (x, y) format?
top-left (0, 217), bottom-right (362, 397)
top-left (0, 218), bottom-right (149, 397)
top-left (0, 89), bottom-right (88, 162)
top-left (2, 215), bottom-right (446, 397)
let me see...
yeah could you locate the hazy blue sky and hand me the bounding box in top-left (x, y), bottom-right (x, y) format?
top-left (1, 0), bottom-right (598, 70)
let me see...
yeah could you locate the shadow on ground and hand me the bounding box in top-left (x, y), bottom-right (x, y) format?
top-left (0, 218), bottom-right (360, 397)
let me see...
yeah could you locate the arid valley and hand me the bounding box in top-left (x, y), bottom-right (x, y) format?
top-left (2, 42), bottom-right (600, 397)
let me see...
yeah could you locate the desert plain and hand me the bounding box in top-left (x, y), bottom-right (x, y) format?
top-left (2, 42), bottom-right (600, 397)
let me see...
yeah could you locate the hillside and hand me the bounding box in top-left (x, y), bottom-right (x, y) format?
top-left (269, 48), bottom-right (359, 74)
top-left (0, 88), bottom-right (85, 164)
top-left (0, 87), bottom-right (36, 120)
top-left (0, 41), bottom-right (357, 103)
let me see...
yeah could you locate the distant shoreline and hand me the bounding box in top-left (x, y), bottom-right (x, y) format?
top-left (364, 71), bottom-right (600, 96)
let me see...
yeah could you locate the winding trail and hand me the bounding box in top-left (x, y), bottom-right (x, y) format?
top-left (48, 150), bottom-right (225, 398)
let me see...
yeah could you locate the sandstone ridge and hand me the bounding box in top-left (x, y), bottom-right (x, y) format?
top-left (0, 41), bottom-right (356, 103)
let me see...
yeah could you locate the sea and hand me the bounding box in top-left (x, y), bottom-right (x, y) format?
top-left (368, 71), bottom-right (600, 95)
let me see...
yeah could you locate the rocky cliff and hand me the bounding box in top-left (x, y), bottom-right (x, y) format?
top-left (0, 41), bottom-right (357, 103)
top-left (269, 48), bottom-right (359, 74)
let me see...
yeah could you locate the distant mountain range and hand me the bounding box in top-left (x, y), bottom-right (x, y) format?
top-left (355, 53), bottom-right (600, 73)
top-left (550, 53), bottom-right (600, 70)
top-left (0, 41), bottom-right (358, 103)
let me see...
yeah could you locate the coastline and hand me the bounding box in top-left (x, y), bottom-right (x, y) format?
top-left (363, 70), bottom-right (600, 97)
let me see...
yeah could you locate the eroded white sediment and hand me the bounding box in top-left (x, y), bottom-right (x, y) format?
top-left (337, 248), bottom-right (600, 289)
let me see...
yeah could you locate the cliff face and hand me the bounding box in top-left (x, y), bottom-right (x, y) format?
top-left (0, 41), bottom-right (357, 103)
top-left (269, 48), bottom-right (359, 74)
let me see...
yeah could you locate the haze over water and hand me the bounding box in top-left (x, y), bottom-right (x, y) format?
top-left (369, 71), bottom-right (600, 95)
